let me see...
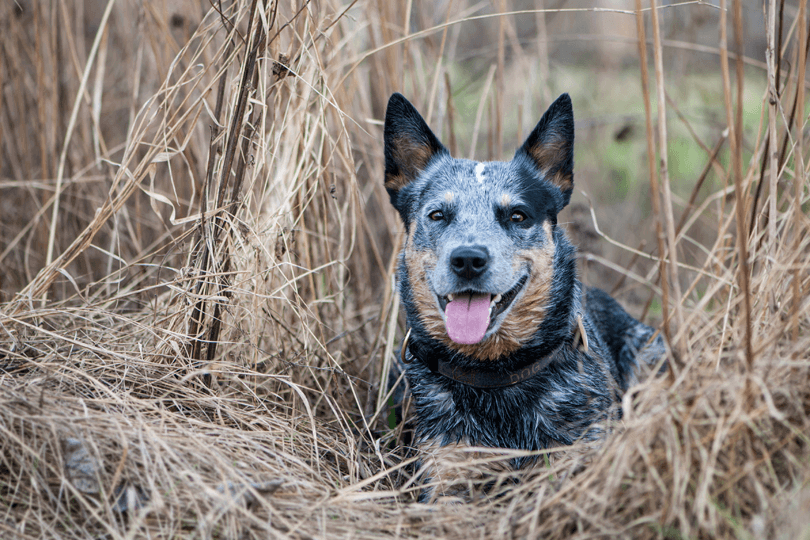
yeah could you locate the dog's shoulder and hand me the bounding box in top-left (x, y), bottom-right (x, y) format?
top-left (583, 287), bottom-right (666, 389)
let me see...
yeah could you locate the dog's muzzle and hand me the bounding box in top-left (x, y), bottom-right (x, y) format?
top-left (437, 274), bottom-right (528, 345)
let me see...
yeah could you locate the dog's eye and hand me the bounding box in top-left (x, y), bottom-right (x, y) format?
top-left (429, 210), bottom-right (444, 221)
top-left (510, 211), bottom-right (526, 223)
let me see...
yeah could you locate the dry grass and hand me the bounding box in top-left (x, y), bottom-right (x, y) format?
top-left (1, 1), bottom-right (808, 538)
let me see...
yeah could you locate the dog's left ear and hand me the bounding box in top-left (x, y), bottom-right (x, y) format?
top-left (384, 93), bottom-right (447, 213)
top-left (518, 93), bottom-right (575, 208)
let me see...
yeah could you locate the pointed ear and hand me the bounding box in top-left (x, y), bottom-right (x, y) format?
top-left (384, 93), bottom-right (447, 209)
top-left (518, 93), bottom-right (575, 208)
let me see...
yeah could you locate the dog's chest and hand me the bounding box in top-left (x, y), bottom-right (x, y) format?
top-left (411, 377), bottom-right (565, 451)
top-left (407, 350), bottom-right (615, 452)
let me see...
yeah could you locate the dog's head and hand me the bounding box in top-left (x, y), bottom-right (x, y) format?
top-left (385, 93), bottom-right (576, 361)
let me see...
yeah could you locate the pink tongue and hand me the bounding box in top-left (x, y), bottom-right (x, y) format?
top-left (445, 293), bottom-right (492, 344)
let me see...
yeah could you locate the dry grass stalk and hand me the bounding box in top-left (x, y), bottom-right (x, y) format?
top-left (648, 0), bottom-right (686, 361)
top-left (0, 1), bottom-right (808, 539)
top-left (633, 0), bottom-right (673, 364)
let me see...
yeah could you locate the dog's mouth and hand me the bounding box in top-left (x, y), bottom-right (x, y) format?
top-left (437, 275), bottom-right (528, 345)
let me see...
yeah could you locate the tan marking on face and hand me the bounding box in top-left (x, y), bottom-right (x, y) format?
top-left (542, 219), bottom-right (553, 239)
top-left (404, 228), bottom-right (446, 339)
top-left (444, 191), bottom-right (455, 203)
top-left (418, 438), bottom-right (511, 501)
top-left (498, 223), bottom-right (556, 340)
top-left (500, 193), bottom-right (511, 207)
top-left (405, 222), bottom-right (556, 362)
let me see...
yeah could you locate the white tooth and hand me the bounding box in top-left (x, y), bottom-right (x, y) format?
top-left (493, 294), bottom-right (502, 304)
top-left (447, 293), bottom-right (454, 301)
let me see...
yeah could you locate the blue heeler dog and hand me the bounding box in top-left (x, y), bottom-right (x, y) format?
top-left (383, 92), bottom-right (666, 498)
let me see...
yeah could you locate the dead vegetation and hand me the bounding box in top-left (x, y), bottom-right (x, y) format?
top-left (1, 1), bottom-right (808, 538)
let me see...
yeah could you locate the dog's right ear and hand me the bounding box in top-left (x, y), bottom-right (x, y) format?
top-left (517, 93), bottom-right (575, 209)
top-left (384, 93), bottom-right (447, 214)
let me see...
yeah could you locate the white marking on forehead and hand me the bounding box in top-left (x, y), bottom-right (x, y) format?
top-left (474, 162), bottom-right (486, 183)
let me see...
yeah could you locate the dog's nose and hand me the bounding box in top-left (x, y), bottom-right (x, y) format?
top-left (449, 245), bottom-right (490, 280)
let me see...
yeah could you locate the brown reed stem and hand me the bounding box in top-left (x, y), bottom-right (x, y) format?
top-left (720, 0), bottom-right (754, 369)
top-left (792, 0), bottom-right (807, 344)
top-left (649, 0), bottom-right (685, 359)
top-left (496, 0), bottom-right (505, 159)
top-left (635, 0), bottom-right (674, 367)
top-left (43, 0), bottom-right (116, 304)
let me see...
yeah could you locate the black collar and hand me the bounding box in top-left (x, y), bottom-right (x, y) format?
top-left (401, 316), bottom-right (589, 389)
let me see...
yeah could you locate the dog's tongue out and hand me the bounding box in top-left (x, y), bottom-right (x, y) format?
top-left (445, 293), bottom-right (491, 344)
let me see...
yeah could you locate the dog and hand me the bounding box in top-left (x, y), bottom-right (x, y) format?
top-left (383, 92), bottom-right (666, 499)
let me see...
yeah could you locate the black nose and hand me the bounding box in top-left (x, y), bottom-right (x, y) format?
top-left (449, 245), bottom-right (490, 280)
